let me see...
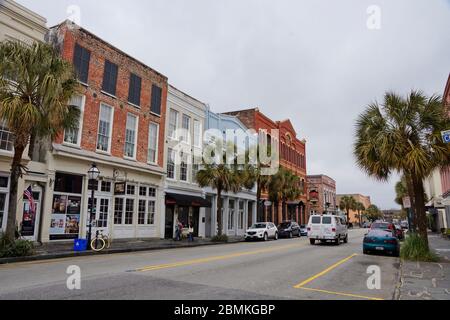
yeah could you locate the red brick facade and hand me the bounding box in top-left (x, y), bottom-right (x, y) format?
top-left (51, 21), bottom-right (167, 168)
top-left (224, 108), bottom-right (308, 225)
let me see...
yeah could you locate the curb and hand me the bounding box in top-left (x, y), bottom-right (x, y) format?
top-left (0, 239), bottom-right (244, 265)
top-left (393, 259), bottom-right (404, 300)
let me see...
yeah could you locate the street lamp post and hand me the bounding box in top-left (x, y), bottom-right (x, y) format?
top-left (87, 163), bottom-right (100, 250)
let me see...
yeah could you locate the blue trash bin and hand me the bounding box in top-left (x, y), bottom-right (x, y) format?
top-left (74, 238), bottom-right (88, 252)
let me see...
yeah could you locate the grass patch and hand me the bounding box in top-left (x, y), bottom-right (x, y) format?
top-left (0, 233), bottom-right (34, 258)
top-left (400, 233), bottom-right (438, 262)
top-left (211, 234), bottom-right (229, 243)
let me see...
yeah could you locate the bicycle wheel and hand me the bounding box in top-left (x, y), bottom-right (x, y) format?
top-left (90, 237), bottom-right (106, 252)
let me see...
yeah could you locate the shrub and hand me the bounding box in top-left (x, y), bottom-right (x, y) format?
top-left (0, 233), bottom-right (34, 258)
top-left (211, 234), bottom-right (229, 243)
top-left (400, 233), bottom-right (438, 262)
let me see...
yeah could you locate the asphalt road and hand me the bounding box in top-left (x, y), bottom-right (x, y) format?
top-left (0, 229), bottom-right (400, 300)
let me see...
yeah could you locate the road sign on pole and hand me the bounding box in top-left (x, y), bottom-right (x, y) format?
top-left (402, 197), bottom-right (411, 209)
top-left (442, 130), bottom-right (450, 144)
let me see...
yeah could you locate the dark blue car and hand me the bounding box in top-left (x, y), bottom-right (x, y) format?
top-left (363, 229), bottom-right (400, 257)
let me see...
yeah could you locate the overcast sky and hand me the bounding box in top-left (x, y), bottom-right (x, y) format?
top-left (18, 0), bottom-right (450, 209)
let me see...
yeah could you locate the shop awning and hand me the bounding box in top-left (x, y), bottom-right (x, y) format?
top-left (165, 193), bottom-right (212, 208)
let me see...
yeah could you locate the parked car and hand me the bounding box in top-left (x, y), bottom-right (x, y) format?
top-left (362, 222), bottom-right (371, 228)
top-left (277, 221), bottom-right (301, 238)
top-left (370, 221), bottom-right (396, 233)
top-left (307, 214), bottom-right (348, 245)
top-left (299, 224), bottom-right (308, 236)
top-left (394, 224), bottom-right (404, 240)
top-left (245, 222), bottom-right (278, 241)
top-left (363, 229), bottom-right (400, 257)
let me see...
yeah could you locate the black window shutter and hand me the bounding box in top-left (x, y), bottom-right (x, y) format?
top-left (151, 85), bottom-right (162, 115)
top-left (73, 43), bottom-right (90, 83)
top-left (102, 60), bottom-right (118, 96)
top-left (128, 73), bottom-right (141, 106)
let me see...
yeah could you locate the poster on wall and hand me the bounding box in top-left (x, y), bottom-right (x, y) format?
top-left (50, 195), bottom-right (81, 239)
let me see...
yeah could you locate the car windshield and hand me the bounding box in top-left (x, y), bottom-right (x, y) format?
top-left (279, 222), bottom-right (291, 228)
top-left (367, 229), bottom-right (394, 238)
top-left (372, 222), bottom-right (390, 229)
top-left (322, 217), bottom-right (332, 224)
top-left (251, 223), bottom-right (267, 229)
top-left (311, 217), bottom-right (321, 224)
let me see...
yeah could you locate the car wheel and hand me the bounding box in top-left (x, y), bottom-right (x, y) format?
top-left (343, 235), bottom-right (348, 244)
top-left (274, 232), bottom-right (279, 240)
top-left (264, 233), bottom-right (268, 241)
top-left (310, 239), bottom-right (315, 245)
top-left (335, 237), bottom-right (340, 246)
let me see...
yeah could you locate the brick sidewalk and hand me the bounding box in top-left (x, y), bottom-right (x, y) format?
top-left (0, 237), bottom-right (244, 265)
top-left (397, 234), bottom-right (450, 300)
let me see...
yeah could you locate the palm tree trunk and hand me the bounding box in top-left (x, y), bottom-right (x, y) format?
top-left (5, 144), bottom-right (26, 241)
top-left (404, 173), bottom-right (416, 229)
top-left (278, 201), bottom-right (283, 225)
top-left (217, 186), bottom-right (223, 236)
top-left (411, 174), bottom-right (429, 247)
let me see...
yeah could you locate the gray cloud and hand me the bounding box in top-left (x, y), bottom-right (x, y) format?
top-left (18, 0), bottom-right (450, 209)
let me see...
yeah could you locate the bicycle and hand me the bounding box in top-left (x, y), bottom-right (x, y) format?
top-left (90, 229), bottom-right (112, 252)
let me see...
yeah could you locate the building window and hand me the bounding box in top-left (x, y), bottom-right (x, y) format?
top-left (180, 155), bottom-right (188, 182)
top-left (97, 103), bottom-right (113, 152)
top-left (124, 113), bottom-right (138, 158)
top-left (114, 198), bottom-right (124, 225)
top-left (138, 186), bottom-right (156, 226)
top-left (238, 201), bottom-right (244, 229)
top-left (125, 199), bottom-right (134, 225)
top-left (101, 181), bottom-right (112, 193)
top-left (0, 120), bottom-right (14, 152)
top-left (150, 84), bottom-right (162, 115)
top-left (64, 95), bottom-right (84, 146)
top-left (168, 109), bottom-right (178, 139)
top-left (148, 122), bottom-right (159, 164)
top-left (148, 187), bottom-right (156, 197)
top-left (139, 186), bottom-right (147, 197)
top-left (126, 184), bottom-right (136, 195)
top-left (102, 59), bottom-right (118, 96)
top-left (193, 120), bottom-right (201, 147)
top-left (128, 73), bottom-right (141, 106)
top-left (181, 114), bottom-right (191, 142)
top-left (167, 148), bottom-right (175, 179)
top-left (0, 176), bottom-right (9, 231)
top-left (138, 200), bottom-right (146, 225)
top-left (73, 43), bottom-right (90, 84)
top-left (192, 156), bottom-right (199, 183)
top-left (228, 200), bottom-right (235, 230)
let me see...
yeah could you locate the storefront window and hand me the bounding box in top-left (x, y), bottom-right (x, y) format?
top-left (50, 173), bottom-right (82, 240)
top-left (114, 198), bottom-right (124, 224)
top-left (138, 186), bottom-right (157, 225)
top-left (125, 199), bottom-right (134, 225)
top-left (0, 193), bottom-right (6, 230)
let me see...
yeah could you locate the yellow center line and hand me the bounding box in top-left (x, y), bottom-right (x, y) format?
top-left (294, 253), bottom-right (358, 288)
top-left (137, 243), bottom-right (305, 272)
top-left (298, 287), bottom-right (384, 301)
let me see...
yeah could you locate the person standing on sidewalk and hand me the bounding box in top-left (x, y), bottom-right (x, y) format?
top-left (175, 219), bottom-right (183, 241)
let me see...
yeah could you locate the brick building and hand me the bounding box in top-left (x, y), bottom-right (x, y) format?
top-left (224, 108), bottom-right (308, 225)
top-left (29, 20), bottom-right (169, 242)
top-left (307, 175), bottom-right (337, 215)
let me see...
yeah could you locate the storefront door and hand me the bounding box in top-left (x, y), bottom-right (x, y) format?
top-left (21, 189), bottom-right (41, 242)
top-left (88, 196), bottom-right (111, 237)
top-left (165, 205), bottom-right (174, 239)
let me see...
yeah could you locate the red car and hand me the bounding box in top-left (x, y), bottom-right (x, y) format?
top-left (371, 221), bottom-right (402, 239)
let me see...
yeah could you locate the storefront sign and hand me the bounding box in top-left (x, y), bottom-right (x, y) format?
top-left (114, 182), bottom-right (126, 195)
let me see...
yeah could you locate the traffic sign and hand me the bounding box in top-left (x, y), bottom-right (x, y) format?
top-left (442, 130), bottom-right (450, 144)
top-left (402, 196), bottom-right (411, 209)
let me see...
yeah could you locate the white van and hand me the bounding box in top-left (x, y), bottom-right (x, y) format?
top-left (307, 214), bottom-right (348, 245)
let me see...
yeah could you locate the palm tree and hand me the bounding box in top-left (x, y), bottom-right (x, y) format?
top-left (364, 204), bottom-right (382, 222)
top-left (0, 41), bottom-right (79, 240)
top-left (355, 202), bottom-right (366, 227)
top-left (267, 167), bottom-right (301, 224)
top-left (354, 91), bottom-right (450, 246)
top-left (339, 195), bottom-right (357, 224)
top-left (196, 151), bottom-right (255, 236)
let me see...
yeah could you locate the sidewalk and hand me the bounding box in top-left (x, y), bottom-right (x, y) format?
top-left (396, 233), bottom-right (450, 300)
top-left (0, 236), bottom-right (244, 265)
